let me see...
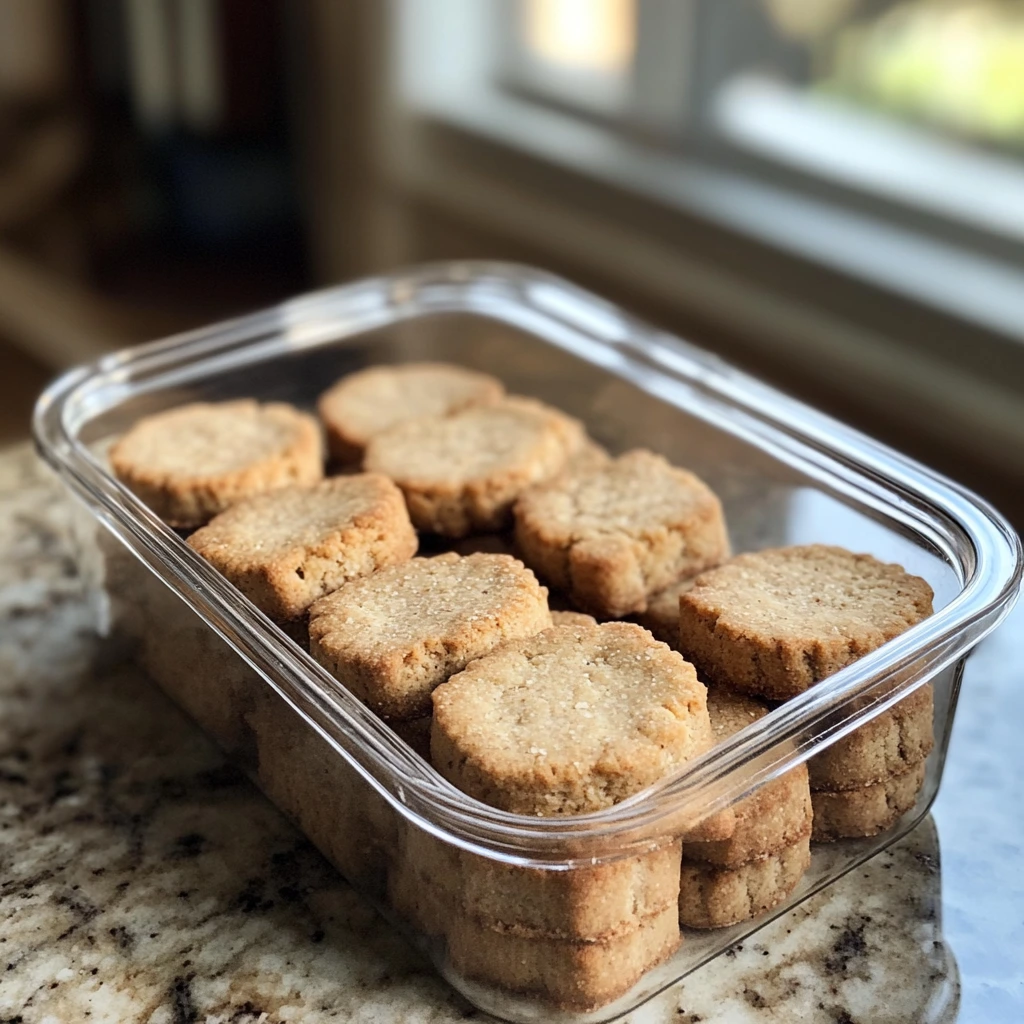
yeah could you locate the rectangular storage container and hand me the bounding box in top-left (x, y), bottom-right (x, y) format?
top-left (34, 263), bottom-right (1021, 1022)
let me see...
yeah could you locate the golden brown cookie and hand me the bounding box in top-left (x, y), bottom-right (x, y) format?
top-left (809, 684), bottom-right (934, 791)
top-left (187, 474), bottom-right (417, 621)
top-left (678, 545), bottom-right (934, 701)
top-left (431, 621), bottom-right (714, 815)
top-left (317, 362), bottom-right (504, 462)
top-left (246, 694), bottom-right (392, 890)
top-left (135, 570), bottom-right (259, 756)
top-left (811, 760), bottom-right (928, 841)
top-left (683, 689), bottom-right (811, 866)
top-left (309, 553), bottom-right (551, 720)
top-left (445, 904), bottom-right (681, 1011)
top-left (632, 575), bottom-right (699, 648)
top-left (110, 400), bottom-right (323, 528)
top-left (389, 825), bottom-right (681, 940)
top-left (678, 834), bottom-right (811, 929)
top-left (364, 396), bottom-right (586, 537)
top-left (514, 450), bottom-right (728, 618)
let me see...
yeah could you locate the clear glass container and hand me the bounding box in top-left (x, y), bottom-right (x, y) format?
top-left (33, 262), bottom-right (1022, 1022)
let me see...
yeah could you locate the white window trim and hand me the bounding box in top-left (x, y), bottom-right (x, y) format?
top-left (714, 73), bottom-right (1024, 250)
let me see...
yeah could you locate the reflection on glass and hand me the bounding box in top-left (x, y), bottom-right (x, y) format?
top-left (521, 0), bottom-right (636, 73)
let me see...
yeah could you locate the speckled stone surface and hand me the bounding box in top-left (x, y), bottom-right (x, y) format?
top-left (0, 444), bottom-right (1016, 1023)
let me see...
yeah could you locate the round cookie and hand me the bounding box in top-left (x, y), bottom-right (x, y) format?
top-left (514, 449), bottom-right (729, 619)
top-left (444, 906), bottom-right (681, 1011)
top-left (430, 621), bottom-right (714, 815)
top-left (809, 684), bottom-right (934, 791)
top-left (678, 545), bottom-right (934, 701)
top-left (364, 397), bottom-right (586, 537)
top-left (390, 822), bottom-right (681, 941)
top-left (187, 474), bottom-right (416, 622)
top-left (632, 575), bottom-right (699, 648)
top-left (308, 553), bottom-right (551, 720)
top-left (110, 399), bottom-right (323, 528)
top-left (678, 834), bottom-right (811, 930)
top-left (811, 760), bottom-right (928, 841)
top-left (682, 689), bottom-right (811, 866)
top-left (317, 362), bottom-right (504, 463)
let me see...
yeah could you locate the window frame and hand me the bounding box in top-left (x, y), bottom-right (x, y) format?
top-left (495, 0), bottom-right (1024, 259)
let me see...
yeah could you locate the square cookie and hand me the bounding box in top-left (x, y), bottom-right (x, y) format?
top-left (309, 553), bottom-right (551, 720)
top-left (188, 474), bottom-right (417, 621)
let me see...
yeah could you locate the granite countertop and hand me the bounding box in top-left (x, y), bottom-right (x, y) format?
top-left (1, 444), bottom-right (1020, 1024)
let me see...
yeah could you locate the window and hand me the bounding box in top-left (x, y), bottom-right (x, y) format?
top-left (498, 0), bottom-right (1024, 245)
top-left (390, 0), bottom-right (1024, 477)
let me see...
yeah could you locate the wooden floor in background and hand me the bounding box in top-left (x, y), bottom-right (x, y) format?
top-left (0, 342), bottom-right (52, 446)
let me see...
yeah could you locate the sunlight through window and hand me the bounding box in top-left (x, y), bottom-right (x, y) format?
top-left (521, 0), bottom-right (636, 73)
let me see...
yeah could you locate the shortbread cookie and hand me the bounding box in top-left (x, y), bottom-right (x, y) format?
top-left (678, 834), bottom-right (811, 929)
top-left (110, 399), bottom-right (323, 527)
top-left (364, 397), bottom-right (586, 537)
top-left (514, 450), bottom-right (729, 618)
top-left (678, 545), bottom-right (934, 700)
top-left (632, 575), bottom-right (698, 647)
top-left (811, 760), bottom-right (928, 841)
top-left (187, 474), bottom-right (417, 621)
top-left (390, 823), bottom-right (681, 940)
top-left (683, 689), bottom-right (811, 866)
top-left (247, 694), bottom-right (392, 890)
top-left (387, 834), bottom-right (452, 937)
top-left (446, 904), bottom-right (681, 1011)
top-left (431, 621), bottom-right (713, 815)
top-left (136, 568), bottom-right (260, 758)
top-left (389, 836), bottom-right (681, 1009)
top-left (809, 684), bottom-right (934, 791)
top-left (309, 553), bottom-right (551, 720)
top-left (550, 609), bottom-right (598, 627)
top-left (318, 362), bottom-right (504, 462)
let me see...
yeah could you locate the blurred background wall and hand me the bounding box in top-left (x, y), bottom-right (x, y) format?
top-left (1, 0), bottom-right (1022, 522)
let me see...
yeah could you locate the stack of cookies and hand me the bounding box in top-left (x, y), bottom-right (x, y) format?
top-left (678, 689), bottom-right (812, 929)
top-left (107, 361), bottom-right (938, 1013)
top-left (677, 545), bottom-right (935, 843)
top-left (421, 620), bottom-right (714, 1009)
